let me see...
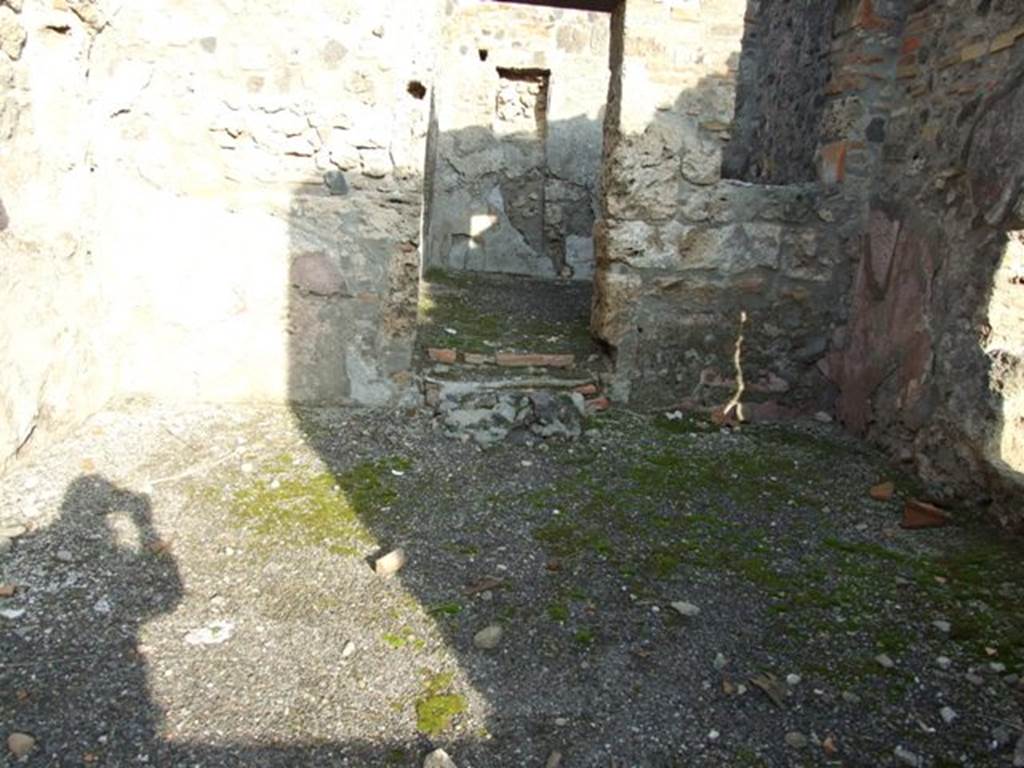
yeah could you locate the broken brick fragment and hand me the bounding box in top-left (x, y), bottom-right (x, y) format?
top-left (427, 347), bottom-right (457, 364)
top-left (869, 481), bottom-right (895, 501)
top-left (901, 499), bottom-right (949, 529)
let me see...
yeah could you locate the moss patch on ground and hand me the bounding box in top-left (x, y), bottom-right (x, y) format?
top-left (521, 414), bottom-right (1024, 689)
top-left (415, 671), bottom-right (466, 736)
top-left (417, 268), bottom-right (595, 356)
top-left (225, 455), bottom-right (411, 555)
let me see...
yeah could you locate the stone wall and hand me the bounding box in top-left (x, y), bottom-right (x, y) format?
top-left (723, 0), bottom-right (838, 184)
top-left (424, 0), bottom-right (610, 280)
top-left (1, 0), bottom-right (443, 469)
top-left (592, 0), bottom-right (842, 414)
top-left (824, 0), bottom-right (1024, 519)
top-left (1, 0), bottom-right (116, 470)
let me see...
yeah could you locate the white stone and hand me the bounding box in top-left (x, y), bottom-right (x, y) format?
top-left (7, 732), bottom-right (35, 759)
top-left (374, 548), bottom-right (407, 578)
top-left (473, 624), bottom-right (503, 650)
top-left (670, 601), bottom-right (700, 617)
top-left (940, 706), bottom-right (957, 724)
top-left (423, 748), bottom-right (457, 768)
top-left (184, 620), bottom-right (235, 646)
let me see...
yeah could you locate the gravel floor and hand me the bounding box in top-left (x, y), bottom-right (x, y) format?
top-left (1, 402), bottom-right (1023, 767)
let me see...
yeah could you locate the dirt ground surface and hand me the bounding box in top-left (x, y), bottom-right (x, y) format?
top-left (2, 401), bottom-right (1023, 767)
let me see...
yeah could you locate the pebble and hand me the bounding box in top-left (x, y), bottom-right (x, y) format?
top-left (374, 548), bottom-right (407, 578)
top-left (473, 624), bottom-right (503, 650)
top-left (707, 730), bottom-right (719, 741)
top-left (713, 653), bottom-right (727, 671)
top-left (936, 656), bottom-right (952, 670)
top-left (939, 706), bottom-right (957, 724)
top-left (240, 462), bottom-right (255, 474)
top-left (423, 748), bottom-right (457, 768)
top-left (341, 641), bottom-right (356, 659)
top-left (932, 619), bottom-right (951, 633)
top-left (894, 746), bottom-right (923, 767)
top-left (0, 524), bottom-right (26, 539)
top-left (0, 584), bottom-right (15, 598)
top-left (554, 717), bottom-right (568, 727)
top-left (785, 732), bottom-right (808, 749)
top-left (56, 549), bottom-right (73, 563)
top-left (786, 673), bottom-right (801, 686)
top-left (184, 620), bottom-right (235, 646)
top-left (670, 601), bottom-right (700, 617)
top-left (990, 662), bottom-right (1006, 673)
top-left (0, 608), bottom-right (25, 620)
top-left (966, 673), bottom-right (984, 686)
top-left (1013, 733), bottom-right (1024, 767)
top-left (992, 726), bottom-right (1014, 751)
top-left (842, 691), bottom-right (862, 704)
top-left (7, 732), bottom-right (35, 759)
top-left (93, 597), bottom-right (112, 615)
top-left (545, 751), bottom-right (563, 768)
top-left (876, 653), bottom-right (895, 669)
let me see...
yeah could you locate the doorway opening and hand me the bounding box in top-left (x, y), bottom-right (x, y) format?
top-left (417, 0), bottom-right (616, 385)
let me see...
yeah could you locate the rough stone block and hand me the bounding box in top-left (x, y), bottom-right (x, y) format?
top-left (0, 7), bottom-right (25, 60)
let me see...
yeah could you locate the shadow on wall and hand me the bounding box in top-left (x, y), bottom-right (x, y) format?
top-left (422, 111), bottom-right (606, 282)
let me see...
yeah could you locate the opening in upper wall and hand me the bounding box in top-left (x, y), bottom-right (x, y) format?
top-left (721, 0), bottom-right (839, 185)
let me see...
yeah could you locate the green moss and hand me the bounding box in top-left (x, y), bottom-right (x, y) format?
top-left (416, 695), bottom-right (466, 736)
top-left (422, 266), bottom-right (473, 288)
top-left (417, 270), bottom-right (594, 355)
top-left (647, 549), bottom-right (682, 580)
top-left (653, 413), bottom-right (715, 434)
top-left (227, 456), bottom-right (409, 554)
top-left (382, 631), bottom-right (420, 650)
top-left (423, 671), bottom-right (455, 696)
top-left (415, 672), bottom-right (465, 736)
top-left (547, 602), bottom-right (569, 622)
top-left (824, 538), bottom-right (908, 563)
top-left (574, 628), bottom-right (595, 646)
top-left (429, 601), bottom-right (464, 617)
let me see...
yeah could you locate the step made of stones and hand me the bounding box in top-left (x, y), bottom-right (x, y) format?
top-left (424, 375), bottom-right (598, 401)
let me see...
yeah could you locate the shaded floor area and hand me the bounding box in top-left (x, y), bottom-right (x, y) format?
top-left (1, 403), bottom-right (1023, 766)
top-left (416, 269), bottom-right (609, 378)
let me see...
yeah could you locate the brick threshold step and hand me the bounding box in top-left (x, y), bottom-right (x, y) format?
top-left (426, 347), bottom-right (576, 369)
